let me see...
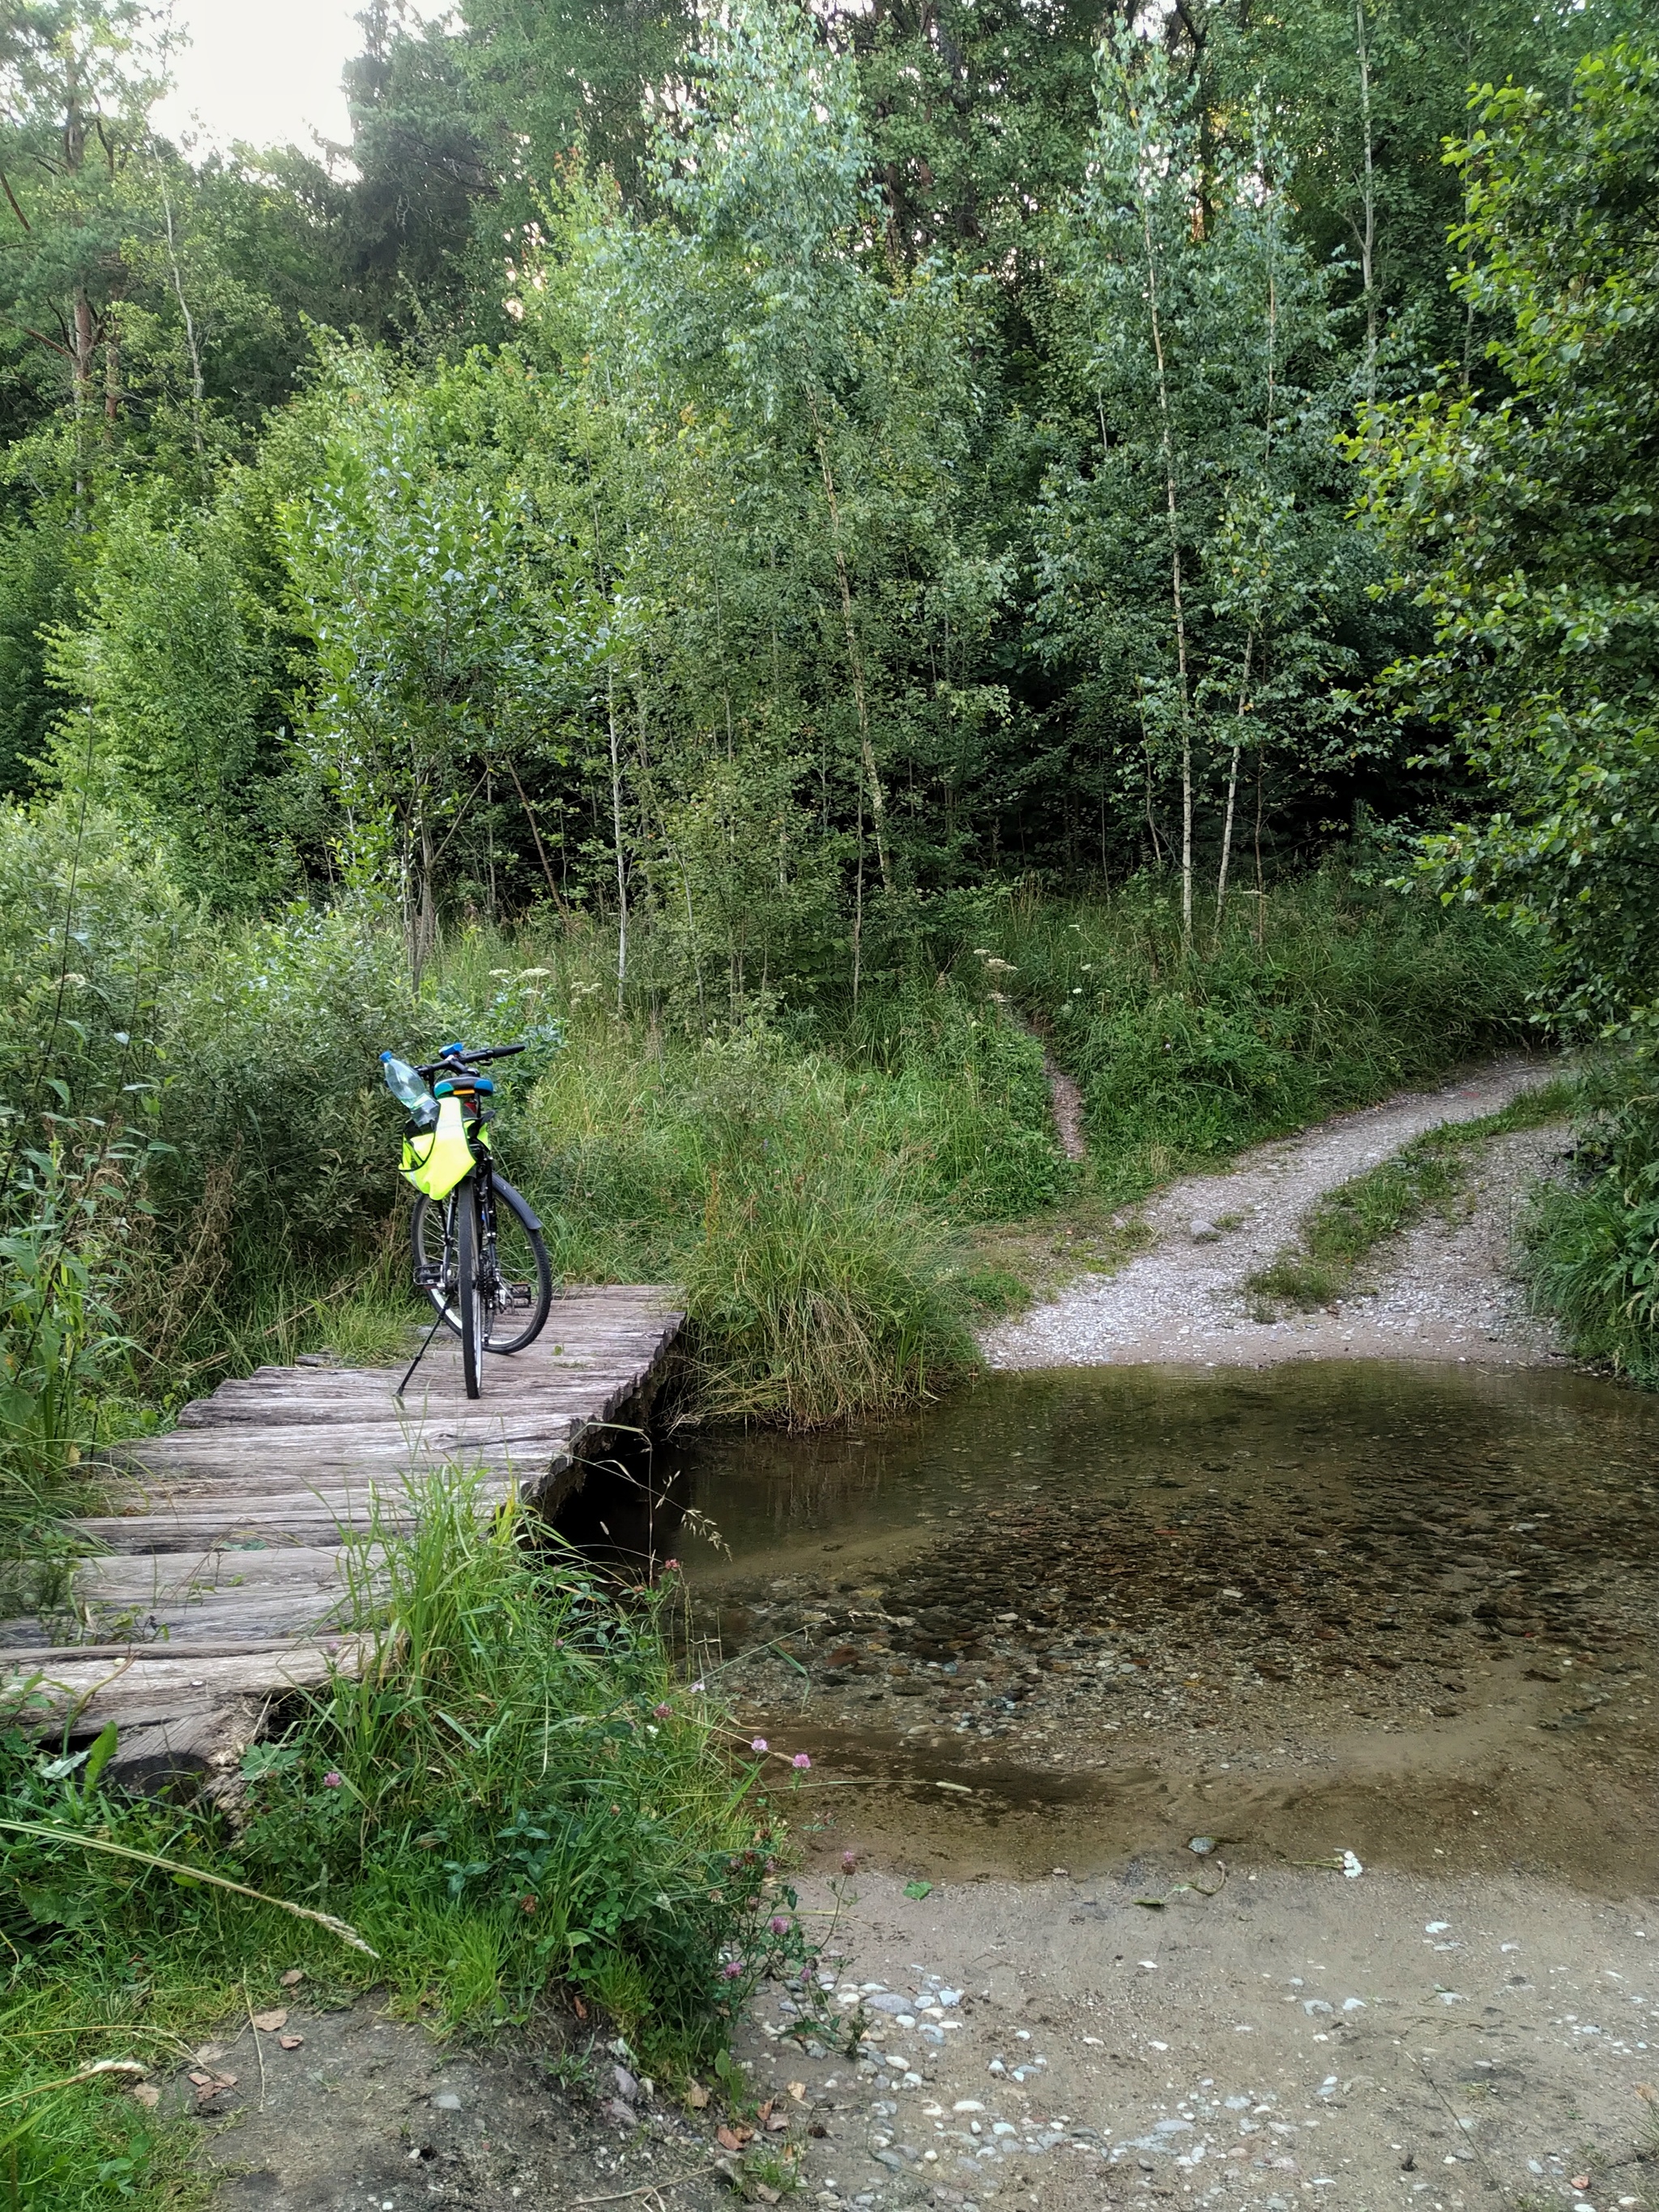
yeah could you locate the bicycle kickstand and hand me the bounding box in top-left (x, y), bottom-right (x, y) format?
top-left (394, 1300), bottom-right (449, 1405)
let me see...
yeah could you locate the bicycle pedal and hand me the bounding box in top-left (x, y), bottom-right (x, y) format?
top-left (502, 1281), bottom-right (532, 1307)
top-left (413, 1264), bottom-right (443, 1288)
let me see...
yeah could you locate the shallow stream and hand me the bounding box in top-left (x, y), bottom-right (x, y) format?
top-left (649, 1361), bottom-right (1658, 1891)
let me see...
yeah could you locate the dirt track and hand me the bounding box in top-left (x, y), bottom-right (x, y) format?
top-left (983, 1060), bottom-right (1569, 1372)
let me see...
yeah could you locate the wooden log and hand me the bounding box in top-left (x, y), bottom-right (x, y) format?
top-left (104, 1696), bottom-right (267, 1797)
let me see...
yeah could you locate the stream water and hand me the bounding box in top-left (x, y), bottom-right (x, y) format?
top-left (638, 1360), bottom-right (1658, 1891)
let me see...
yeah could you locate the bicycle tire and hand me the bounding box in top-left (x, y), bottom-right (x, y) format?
top-left (457, 1176), bottom-right (485, 1399)
top-left (481, 1174), bottom-right (553, 1356)
top-left (412, 1178), bottom-right (552, 1355)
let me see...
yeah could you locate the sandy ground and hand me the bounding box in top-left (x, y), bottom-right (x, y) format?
top-left (176, 1991), bottom-right (738, 2212)
top-left (983, 1062), bottom-right (1569, 1372)
top-left (733, 1865), bottom-right (1659, 2212)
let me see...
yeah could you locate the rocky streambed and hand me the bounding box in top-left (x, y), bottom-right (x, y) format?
top-left (670, 1362), bottom-right (1657, 1889)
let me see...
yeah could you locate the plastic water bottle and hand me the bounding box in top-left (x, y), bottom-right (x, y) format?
top-left (380, 1051), bottom-right (439, 1129)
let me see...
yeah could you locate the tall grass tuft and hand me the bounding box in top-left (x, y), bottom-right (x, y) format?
top-left (1521, 1065), bottom-right (1659, 1383)
top-left (680, 1145), bottom-right (973, 1426)
top-left (0, 1481), bottom-right (810, 2208)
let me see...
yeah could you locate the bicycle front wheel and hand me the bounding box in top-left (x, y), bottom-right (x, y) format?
top-left (456, 1178), bottom-right (485, 1399)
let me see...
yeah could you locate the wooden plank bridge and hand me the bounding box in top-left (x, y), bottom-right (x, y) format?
top-left (0, 1287), bottom-right (684, 1793)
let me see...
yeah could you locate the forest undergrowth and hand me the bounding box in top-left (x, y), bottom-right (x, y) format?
top-left (0, 1481), bottom-right (825, 2211)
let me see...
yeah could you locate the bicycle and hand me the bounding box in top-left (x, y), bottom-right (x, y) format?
top-left (381, 1041), bottom-right (554, 1399)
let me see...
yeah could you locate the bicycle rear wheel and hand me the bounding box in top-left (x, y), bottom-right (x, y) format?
top-left (481, 1175), bottom-right (553, 1356)
top-left (412, 1178), bottom-right (552, 1355)
top-left (456, 1178), bottom-right (485, 1399)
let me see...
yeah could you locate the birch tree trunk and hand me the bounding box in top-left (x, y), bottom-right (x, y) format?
top-left (1139, 202), bottom-right (1195, 946)
top-left (1355, 0), bottom-right (1378, 405)
top-left (808, 392), bottom-right (894, 897)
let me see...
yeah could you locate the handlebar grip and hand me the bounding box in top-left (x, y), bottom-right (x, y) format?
top-left (414, 1042), bottom-right (527, 1079)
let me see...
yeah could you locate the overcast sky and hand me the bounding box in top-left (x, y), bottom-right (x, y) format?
top-left (154, 0), bottom-right (450, 156)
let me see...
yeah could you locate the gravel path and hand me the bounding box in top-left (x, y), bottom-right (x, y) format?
top-left (983, 1059), bottom-right (1572, 1371)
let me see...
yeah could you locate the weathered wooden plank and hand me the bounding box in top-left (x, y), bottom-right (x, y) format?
top-left (11, 1635), bottom-right (359, 1663)
top-left (2, 1637), bottom-right (375, 1728)
top-left (4, 1288), bottom-right (684, 1779)
top-left (73, 1589), bottom-right (365, 1637)
top-left (75, 1539), bottom-right (386, 1592)
top-left (109, 1416), bottom-right (589, 1473)
top-left (107, 1396), bottom-right (655, 1473)
top-left (104, 1698), bottom-right (266, 1796)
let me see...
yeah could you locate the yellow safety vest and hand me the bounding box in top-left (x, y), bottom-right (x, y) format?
top-left (400, 1095), bottom-right (482, 1200)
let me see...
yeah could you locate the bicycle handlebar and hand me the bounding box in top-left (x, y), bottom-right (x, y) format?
top-left (415, 1042), bottom-right (527, 1080)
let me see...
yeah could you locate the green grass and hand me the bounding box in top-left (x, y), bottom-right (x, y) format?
top-left (974, 869), bottom-right (1544, 1206)
top-left (0, 1481), bottom-right (817, 2209)
top-left (1247, 1076), bottom-right (1577, 1315)
top-left (1520, 1063), bottom-right (1659, 1384)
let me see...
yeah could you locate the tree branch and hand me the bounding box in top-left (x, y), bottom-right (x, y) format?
top-left (3, 318), bottom-right (75, 360)
top-left (0, 171), bottom-right (31, 233)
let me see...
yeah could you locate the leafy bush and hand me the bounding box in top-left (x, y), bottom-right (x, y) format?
top-left (1523, 1069), bottom-right (1659, 1383)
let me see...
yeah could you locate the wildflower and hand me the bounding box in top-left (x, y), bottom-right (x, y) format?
top-left (841, 1850), bottom-right (858, 1874)
top-left (690, 1679), bottom-right (706, 1694)
top-left (521, 1895), bottom-right (538, 1914)
top-left (321, 1771), bottom-right (343, 1789)
top-left (654, 1703), bottom-right (672, 1719)
top-left (662, 1558), bottom-right (680, 1573)
top-left (721, 1960), bottom-right (744, 1980)
top-left (751, 1737), bottom-right (769, 1754)
top-left (791, 1753), bottom-right (811, 1771)
top-left (769, 1916), bottom-right (790, 1936)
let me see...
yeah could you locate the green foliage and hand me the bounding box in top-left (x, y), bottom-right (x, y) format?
top-left (1034, 34), bottom-right (1371, 931)
top-left (234, 1487), bottom-right (809, 2058)
top-left (0, 517), bottom-right (78, 798)
top-left (1523, 1069), bottom-right (1659, 1383)
top-left (47, 490), bottom-right (296, 909)
top-left (1359, 37), bottom-right (1659, 1047)
top-left (0, 1135), bottom-right (139, 1535)
top-left (284, 352), bottom-right (588, 977)
top-left (975, 868), bottom-right (1540, 1201)
top-left (1225, 0), bottom-right (1606, 376)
